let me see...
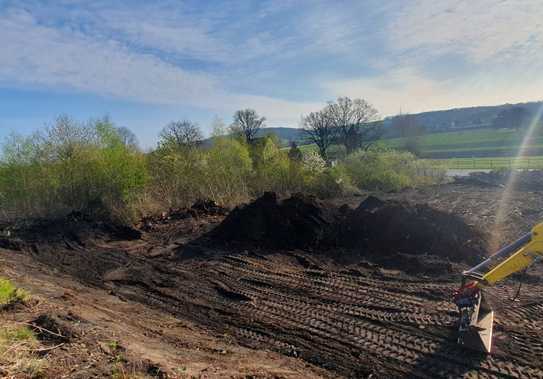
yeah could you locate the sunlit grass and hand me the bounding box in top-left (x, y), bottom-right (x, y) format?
top-left (0, 280), bottom-right (43, 378)
top-left (297, 127), bottom-right (543, 157)
top-left (426, 156), bottom-right (543, 170)
top-left (0, 278), bottom-right (29, 306)
top-left (0, 326), bottom-right (36, 344)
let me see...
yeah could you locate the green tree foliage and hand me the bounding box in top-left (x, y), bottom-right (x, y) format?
top-left (340, 147), bottom-right (441, 192)
top-left (1, 114), bottom-right (443, 223)
top-left (0, 117), bottom-right (147, 221)
top-left (203, 137), bottom-right (253, 205)
top-left (288, 142), bottom-right (303, 162)
top-left (251, 137), bottom-right (303, 194)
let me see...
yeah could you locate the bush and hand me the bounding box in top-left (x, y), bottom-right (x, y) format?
top-left (203, 137), bottom-right (253, 205)
top-left (0, 278), bottom-right (29, 306)
top-left (341, 148), bottom-right (443, 192)
top-left (146, 144), bottom-right (206, 208)
top-left (0, 117), bottom-right (147, 222)
top-left (251, 137), bottom-right (305, 194)
top-left (309, 165), bottom-right (357, 198)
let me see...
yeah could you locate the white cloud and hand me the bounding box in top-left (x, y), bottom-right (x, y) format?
top-left (0, 8), bottom-right (320, 125)
top-left (325, 66), bottom-right (543, 116)
top-left (0, 9), bottom-right (217, 104)
top-left (389, 0), bottom-right (543, 64)
top-left (323, 0), bottom-right (543, 116)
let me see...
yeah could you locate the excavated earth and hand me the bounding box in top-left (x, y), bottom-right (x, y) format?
top-left (2, 175), bottom-right (543, 378)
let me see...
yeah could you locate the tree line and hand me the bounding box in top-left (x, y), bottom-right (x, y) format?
top-left (0, 98), bottom-right (442, 223)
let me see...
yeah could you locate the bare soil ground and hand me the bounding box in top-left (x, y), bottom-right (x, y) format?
top-left (1, 178), bottom-right (543, 378)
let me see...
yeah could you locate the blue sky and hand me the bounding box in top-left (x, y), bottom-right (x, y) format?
top-left (1, 0), bottom-right (542, 147)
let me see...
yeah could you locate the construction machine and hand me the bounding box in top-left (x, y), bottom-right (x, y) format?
top-left (453, 222), bottom-right (543, 353)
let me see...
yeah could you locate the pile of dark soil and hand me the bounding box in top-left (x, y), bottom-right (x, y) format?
top-left (211, 193), bottom-right (488, 265)
top-left (211, 192), bottom-right (341, 249)
top-left (338, 196), bottom-right (488, 264)
top-left (455, 170), bottom-right (543, 191)
top-left (3, 211), bottom-right (142, 244)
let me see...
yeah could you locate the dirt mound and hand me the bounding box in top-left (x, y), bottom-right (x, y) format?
top-left (455, 170), bottom-right (543, 191)
top-left (210, 193), bottom-right (487, 265)
top-left (211, 192), bottom-right (340, 249)
top-left (339, 196), bottom-right (487, 264)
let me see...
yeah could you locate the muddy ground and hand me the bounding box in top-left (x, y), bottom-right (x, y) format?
top-left (1, 177), bottom-right (543, 378)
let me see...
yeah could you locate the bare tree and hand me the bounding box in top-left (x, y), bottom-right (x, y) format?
top-left (326, 97), bottom-right (379, 153)
top-left (302, 110), bottom-right (335, 162)
top-left (159, 120), bottom-right (203, 149)
top-left (230, 109), bottom-right (265, 143)
top-left (45, 115), bottom-right (95, 160)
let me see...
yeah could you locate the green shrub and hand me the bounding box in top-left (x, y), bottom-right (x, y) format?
top-left (0, 278), bottom-right (29, 306)
top-left (251, 137), bottom-right (304, 194)
top-left (147, 144), bottom-right (206, 208)
top-left (1, 116), bottom-right (444, 222)
top-left (341, 148), bottom-right (443, 192)
top-left (309, 165), bottom-right (357, 198)
top-left (147, 136), bottom-right (255, 208)
top-left (0, 117), bottom-right (147, 222)
top-left (203, 137), bottom-right (253, 205)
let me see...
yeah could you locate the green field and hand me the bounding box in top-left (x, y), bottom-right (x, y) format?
top-left (299, 127), bottom-right (543, 157)
top-left (383, 127), bottom-right (543, 157)
top-left (294, 127), bottom-right (543, 169)
top-left (426, 156), bottom-right (543, 169)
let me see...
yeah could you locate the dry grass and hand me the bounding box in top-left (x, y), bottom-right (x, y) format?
top-left (0, 279), bottom-right (44, 378)
top-left (0, 324), bottom-right (47, 378)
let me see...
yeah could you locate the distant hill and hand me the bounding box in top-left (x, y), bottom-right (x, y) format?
top-left (256, 127), bottom-right (307, 145)
top-left (204, 101), bottom-right (543, 146)
top-left (382, 101), bottom-right (543, 135)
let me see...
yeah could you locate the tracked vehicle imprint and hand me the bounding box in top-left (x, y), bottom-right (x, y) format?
top-left (2, 190), bottom-right (543, 378)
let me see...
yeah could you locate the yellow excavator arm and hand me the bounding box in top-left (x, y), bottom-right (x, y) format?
top-left (454, 222), bottom-right (543, 353)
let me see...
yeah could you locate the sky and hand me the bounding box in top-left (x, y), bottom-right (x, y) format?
top-left (1, 0), bottom-right (542, 147)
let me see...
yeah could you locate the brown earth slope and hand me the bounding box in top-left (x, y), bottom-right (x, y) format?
top-left (1, 181), bottom-right (543, 378)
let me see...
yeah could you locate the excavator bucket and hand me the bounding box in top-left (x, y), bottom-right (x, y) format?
top-left (460, 292), bottom-right (494, 353)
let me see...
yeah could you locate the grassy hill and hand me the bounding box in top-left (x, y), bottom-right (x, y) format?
top-left (208, 101), bottom-right (543, 158)
top-left (384, 127), bottom-right (543, 158)
top-left (381, 101), bottom-right (543, 135)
